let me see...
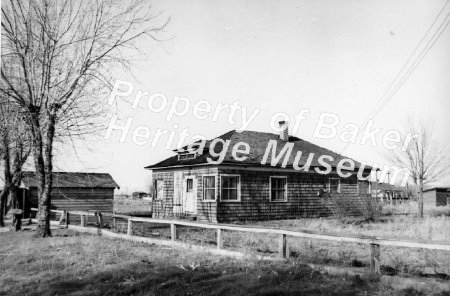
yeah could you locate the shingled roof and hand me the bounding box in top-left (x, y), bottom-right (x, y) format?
top-left (21, 172), bottom-right (120, 189)
top-left (145, 130), bottom-right (370, 172)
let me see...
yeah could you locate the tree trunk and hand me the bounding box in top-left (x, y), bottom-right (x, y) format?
top-left (30, 112), bottom-right (51, 237)
top-left (418, 179), bottom-right (424, 218)
top-left (35, 113), bottom-right (56, 237)
top-left (36, 191), bottom-right (51, 237)
top-left (8, 184), bottom-right (21, 230)
top-left (1, 133), bottom-right (12, 227)
top-left (0, 186), bottom-right (7, 227)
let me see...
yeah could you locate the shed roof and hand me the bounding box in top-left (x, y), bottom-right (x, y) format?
top-left (146, 130), bottom-right (371, 172)
top-left (21, 172), bottom-right (120, 189)
top-left (424, 186), bottom-right (450, 192)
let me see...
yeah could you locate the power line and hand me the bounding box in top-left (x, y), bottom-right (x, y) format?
top-left (365, 0), bottom-right (449, 121)
top-left (340, 1), bottom-right (450, 153)
top-left (370, 12), bottom-right (450, 120)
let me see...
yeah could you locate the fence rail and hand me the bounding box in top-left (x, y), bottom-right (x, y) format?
top-left (30, 208), bottom-right (450, 275)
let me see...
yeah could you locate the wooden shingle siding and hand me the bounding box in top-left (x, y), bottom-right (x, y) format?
top-left (152, 167), bottom-right (219, 222)
top-left (28, 187), bottom-right (114, 213)
top-left (216, 168), bottom-right (363, 222)
top-left (151, 166), bottom-right (371, 223)
top-left (152, 171), bottom-right (174, 218)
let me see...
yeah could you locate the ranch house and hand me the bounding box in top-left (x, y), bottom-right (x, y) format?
top-left (145, 122), bottom-right (373, 223)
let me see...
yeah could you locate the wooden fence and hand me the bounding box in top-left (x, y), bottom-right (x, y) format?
top-left (30, 208), bottom-right (450, 275)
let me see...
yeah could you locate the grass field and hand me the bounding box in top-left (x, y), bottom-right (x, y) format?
top-left (1, 227), bottom-right (450, 296)
top-left (114, 203), bottom-right (450, 278)
top-left (2, 202), bottom-right (449, 295)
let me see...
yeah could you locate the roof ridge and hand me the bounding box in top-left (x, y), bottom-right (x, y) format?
top-left (23, 171), bottom-right (111, 175)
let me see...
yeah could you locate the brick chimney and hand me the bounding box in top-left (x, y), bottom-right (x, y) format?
top-left (279, 121), bottom-right (289, 141)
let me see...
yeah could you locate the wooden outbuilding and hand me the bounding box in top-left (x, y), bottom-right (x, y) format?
top-left (146, 122), bottom-right (374, 223)
top-left (21, 171), bottom-right (119, 216)
top-left (423, 187), bottom-right (450, 207)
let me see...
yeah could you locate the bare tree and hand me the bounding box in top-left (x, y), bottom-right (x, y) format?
top-left (1, 0), bottom-right (168, 236)
top-left (0, 100), bottom-right (30, 228)
top-left (386, 118), bottom-right (450, 218)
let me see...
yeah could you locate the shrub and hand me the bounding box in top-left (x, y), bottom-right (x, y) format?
top-left (319, 194), bottom-right (359, 219)
top-left (319, 193), bottom-right (383, 221)
top-left (358, 195), bottom-right (383, 222)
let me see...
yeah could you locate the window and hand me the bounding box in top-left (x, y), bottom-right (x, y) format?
top-left (203, 176), bottom-right (216, 200)
top-left (270, 177), bottom-right (287, 201)
top-left (329, 178), bottom-right (340, 193)
top-left (155, 180), bottom-right (164, 199)
top-left (221, 175), bottom-right (240, 201)
top-left (186, 178), bottom-right (193, 192)
top-left (178, 153), bottom-right (196, 160)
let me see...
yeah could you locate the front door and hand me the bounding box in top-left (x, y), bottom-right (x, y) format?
top-left (183, 177), bottom-right (197, 214)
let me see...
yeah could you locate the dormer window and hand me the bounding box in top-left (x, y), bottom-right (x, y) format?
top-left (178, 153), bottom-right (197, 160)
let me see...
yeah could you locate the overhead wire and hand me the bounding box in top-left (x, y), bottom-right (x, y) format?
top-left (340, 1), bottom-right (450, 153)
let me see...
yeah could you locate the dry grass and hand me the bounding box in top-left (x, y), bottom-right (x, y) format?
top-left (0, 228), bottom-right (396, 296)
top-left (1, 224), bottom-right (449, 295)
top-left (383, 202), bottom-right (450, 217)
top-left (244, 207), bottom-right (450, 276)
top-left (4, 203), bottom-right (447, 294)
top-left (111, 204), bottom-right (450, 279)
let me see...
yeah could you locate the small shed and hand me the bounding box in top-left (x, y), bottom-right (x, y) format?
top-left (21, 171), bottom-right (120, 215)
top-left (423, 187), bottom-right (450, 207)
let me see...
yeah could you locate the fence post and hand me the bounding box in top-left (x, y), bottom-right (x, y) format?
top-left (216, 228), bottom-right (223, 249)
top-left (278, 234), bottom-right (288, 258)
top-left (113, 211), bottom-right (116, 231)
top-left (96, 213), bottom-right (103, 236)
top-left (170, 223), bottom-right (178, 242)
top-left (370, 243), bottom-right (381, 275)
top-left (80, 215), bottom-right (85, 227)
top-left (65, 211), bottom-right (69, 228)
top-left (28, 210), bottom-right (32, 225)
top-left (127, 219), bottom-right (132, 236)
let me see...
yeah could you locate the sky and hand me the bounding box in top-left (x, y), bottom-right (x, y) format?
top-left (45, 0), bottom-right (450, 194)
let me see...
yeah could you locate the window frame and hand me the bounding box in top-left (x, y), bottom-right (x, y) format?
top-left (220, 174), bottom-right (241, 202)
top-left (269, 176), bottom-right (288, 202)
top-left (155, 179), bottom-right (164, 200)
top-left (186, 177), bottom-right (194, 192)
top-left (178, 153), bottom-right (197, 161)
top-left (328, 178), bottom-right (341, 194)
top-left (202, 175), bottom-right (217, 202)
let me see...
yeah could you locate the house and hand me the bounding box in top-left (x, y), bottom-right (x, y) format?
top-left (21, 171), bottom-right (120, 217)
top-left (366, 182), bottom-right (412, 204)
top-left (423, 187), bottom-right (450, 207)
top-left (145, 122), bottom-right (374, 223)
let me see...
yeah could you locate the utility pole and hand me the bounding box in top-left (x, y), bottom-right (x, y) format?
top-left (387, 171), bottom-right (392, 204)
top-left (375, 170), bottom-right (379, 201)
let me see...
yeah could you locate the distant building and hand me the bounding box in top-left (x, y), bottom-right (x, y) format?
top-left (131, 191), bottom-right (150, 198)
top-left (21, 171), bottom-right (120, 216)
top-left (366, 181), bottom-right (412, 204)
top-left (423, 187), bottom-right (450, 207)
